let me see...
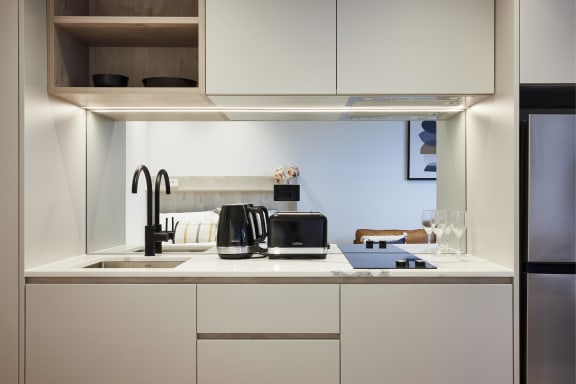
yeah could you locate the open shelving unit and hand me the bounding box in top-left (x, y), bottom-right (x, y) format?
top-left (48, 0), bottom-right (216, 118)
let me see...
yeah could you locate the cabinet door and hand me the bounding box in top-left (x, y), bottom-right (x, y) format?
top-left (26, 284), bottom-right (197, 384)
top-left (337, 0), bottom-right (494, 94)
top-left (341, 284), bottom-right (513, 384)
top-left (520, 0), bottom-right (576, 83)
top-left (206, 0), bottom-right (336, 94)
top-left (197, 284), bottom-right (339, 333)
top-left (198, 340), bottom-right (339, 384)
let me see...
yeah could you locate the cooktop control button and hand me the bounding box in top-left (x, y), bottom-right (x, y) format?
top-left (415, 259), bottom-right (427, 268)
top-left (395, 259), bottom-right (408, 268)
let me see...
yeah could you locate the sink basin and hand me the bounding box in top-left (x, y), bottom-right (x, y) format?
top-left (83, 260), bottom-right (186, 269)
top-left (131, 243), bottom-right (214, 253)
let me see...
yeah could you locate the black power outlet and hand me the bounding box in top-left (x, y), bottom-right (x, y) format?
top-left (273, 184), bottom-right (300, 201)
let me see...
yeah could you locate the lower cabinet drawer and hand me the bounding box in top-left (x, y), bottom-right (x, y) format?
top-left (197, 284), bottom-right (339, 333)
top-left (197, 339), bottom-right (340, 384)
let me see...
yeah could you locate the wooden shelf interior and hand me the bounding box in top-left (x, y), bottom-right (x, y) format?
top-left (55, 17), bottom-right (199, 47)
top-left (52, 38), bottom-right (200, 87)
top-left (54, 0), bottom-right (199, 17)
top-left (50, 0), bottom-right (202, 88)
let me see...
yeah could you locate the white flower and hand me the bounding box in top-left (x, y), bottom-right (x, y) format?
top-left (273, 165), bottom-right (300, 184)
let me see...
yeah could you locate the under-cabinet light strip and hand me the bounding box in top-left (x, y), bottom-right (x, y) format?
top-left (86, 106), bottom-right (466, 113)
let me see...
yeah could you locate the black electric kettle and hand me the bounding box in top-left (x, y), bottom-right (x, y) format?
top-left (217, 204), bottom-right (268, 259)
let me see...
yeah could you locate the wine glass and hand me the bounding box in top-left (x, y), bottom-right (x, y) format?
top-left (421, 210), bottom-right (436, 252)
top-left (432, 210), bottom-right (448, 255)
top-left (442, 211), bottom-right (452, 253)
top-left (450, 210), bottom-right (468, 258)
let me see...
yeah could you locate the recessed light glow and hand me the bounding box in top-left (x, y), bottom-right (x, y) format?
top-left (86, 106), bottom-right (466, 113)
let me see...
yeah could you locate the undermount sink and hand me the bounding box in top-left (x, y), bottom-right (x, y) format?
top-left (131, 243), bottom-right (214, 253)
top-left (83, 260), bottom-right (186, 269)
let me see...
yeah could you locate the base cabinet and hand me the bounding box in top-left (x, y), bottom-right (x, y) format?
top-left (341, 284), bottom-right (513, 384)
top-left (197, 284), bottom-right (340, 383)
top-left (198, 340), bottom-right (339, 384)
top-left (25, 284), bottom-right (197, 384)
top-left (197, 284), bottom-right (340, 333)
top-left (25, 281), bottom-right (513, 384)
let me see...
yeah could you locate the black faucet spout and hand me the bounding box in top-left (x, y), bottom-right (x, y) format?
top-left (131, 165), bottom-right (153, 226)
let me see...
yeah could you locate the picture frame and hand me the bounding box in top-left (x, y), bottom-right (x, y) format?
top-left (407, 120), bottom-right (437, 180)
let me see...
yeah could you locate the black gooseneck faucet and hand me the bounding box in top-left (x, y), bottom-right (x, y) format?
top-left (131, 164), bottom-right (153, 227)
top-left (132, 165), bottom-right (174, 256)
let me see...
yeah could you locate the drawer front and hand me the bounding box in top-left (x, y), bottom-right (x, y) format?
top-left (198, 339), bottom-right (339, 384)
top-left (197, 284), bottom-right (339, 333)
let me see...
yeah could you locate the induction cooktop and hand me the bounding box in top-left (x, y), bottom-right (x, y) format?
top-left (338, 243), bottom-right (437, 269)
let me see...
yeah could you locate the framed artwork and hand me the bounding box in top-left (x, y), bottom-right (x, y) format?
top-left (407, 120), bottom-right (437, 180)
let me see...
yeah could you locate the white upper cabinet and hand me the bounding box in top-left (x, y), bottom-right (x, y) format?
top-left (206, 0), bottom-right (336, 95)
top-left (520, 0), bottom-right (576, 83)
top-left (337, 0), bottom-right (494, 94)
top-left (206, 0), bottom-right (494, 96)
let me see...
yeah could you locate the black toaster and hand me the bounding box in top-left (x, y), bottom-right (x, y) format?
top-left (267, 212), bottom-right (328, 259)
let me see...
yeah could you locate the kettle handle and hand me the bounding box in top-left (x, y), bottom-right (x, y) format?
top-left (247, 205), bottom-right (268, 243)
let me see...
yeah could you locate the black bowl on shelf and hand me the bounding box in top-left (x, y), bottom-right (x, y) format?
top-left (92, 74), bottom-right (129, 87)
top-left (142, 77), bottom-right (197, 87)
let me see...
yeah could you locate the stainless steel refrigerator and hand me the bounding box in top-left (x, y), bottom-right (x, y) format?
top-left (520, 84), bottom-right (576, 384)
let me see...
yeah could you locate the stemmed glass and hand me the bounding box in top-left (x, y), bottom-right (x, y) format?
top-left (432, 210), bottom-right (448, 255)
top-left (421, 210), bottom-right (436, 252)
top-left (442, 213), bottom-right (452, 253)
top-left (450, 210), bottom-right (468, 258)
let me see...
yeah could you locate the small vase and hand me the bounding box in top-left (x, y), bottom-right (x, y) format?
top-left (274, 184), bottom-right (300, 201)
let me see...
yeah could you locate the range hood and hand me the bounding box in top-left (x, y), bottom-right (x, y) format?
top-left (204, 94), bottom-right (488, 121)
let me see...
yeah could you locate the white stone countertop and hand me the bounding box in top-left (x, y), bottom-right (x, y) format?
top-left (25, 244), bottom-right (513, 279)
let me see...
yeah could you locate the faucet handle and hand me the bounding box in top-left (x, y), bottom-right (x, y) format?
top-left (164, 217), bottom-right (176, 231)
top-left (165, 217), bottom-right (178, 243)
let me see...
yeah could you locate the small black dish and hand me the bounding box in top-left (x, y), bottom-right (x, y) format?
top-left (92, 74), bottom-right (129, 87)
top-left (142, 77), bottom-right (197, 87)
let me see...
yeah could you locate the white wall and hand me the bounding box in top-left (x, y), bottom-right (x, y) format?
top-left (466, 0), bottom-right (518, 270)
top-left (87, 113), bottom-right (126, 252)
top-left (125, 120), bottom-right (436, 244)
top-left (437, 113), bottom-right (466, 211)
top-left (0, 0), bottom-right (20, 382)
top-left (22, 0), bottom-right (87, 269)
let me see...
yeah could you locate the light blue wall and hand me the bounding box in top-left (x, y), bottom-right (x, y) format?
top-left (126, 120), bottom-right (436, 244)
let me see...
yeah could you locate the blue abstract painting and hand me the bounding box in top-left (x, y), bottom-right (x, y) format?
top-left (407, 120), bottom-right (437, 180)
